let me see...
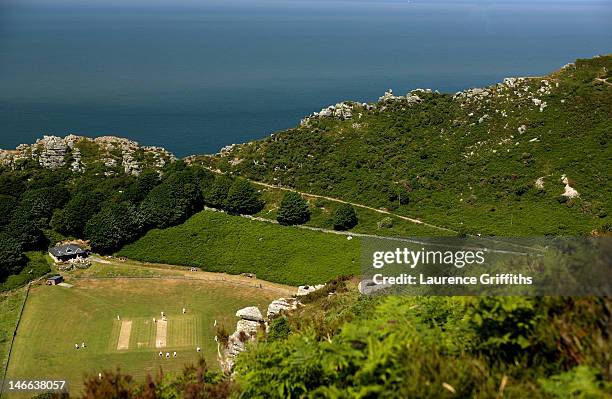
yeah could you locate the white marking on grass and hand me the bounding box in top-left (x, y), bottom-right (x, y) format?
top-left (117, 320), bottom-right (132, 350)
top-left (156, 319), bottom-right (168, 348)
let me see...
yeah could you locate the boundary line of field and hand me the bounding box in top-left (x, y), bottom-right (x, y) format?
top-left (0, 283), bottom-right (31, 396)
top-left (72, 275), bottom-right (293, 294)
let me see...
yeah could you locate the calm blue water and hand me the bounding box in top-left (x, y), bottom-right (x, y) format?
top-left (0, 0), bottom-right (610, 156)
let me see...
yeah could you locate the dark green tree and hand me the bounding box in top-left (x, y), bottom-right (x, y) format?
top-left (85, 202), bottom-right (140, 254)
top-left (0, 195), bottom-right (17, 226)
top-left (0, 230), bottom-right (25, 279)
top-left (0, 172), bottom-right (26, 198)
top-left (139, 170), bottom-right (203, 229)
top-left (120, 170), bottom-right (160, 204)
top-left (16, 187), bottom-right (70, 228)
top-left (51, 191), bottom-right (106, 237)
top-left (277, 192), bottom-right (310, 225)
top-left (203, 175), bottom-right (234, 209)
top-left (7, 209), bottom-right (46, 250)
top-left (225, 179), bottom-right (264, 215)
top-left (386, 183), bottom-right (410, 206)
top-left (333, 204), bottom-right (358, 230)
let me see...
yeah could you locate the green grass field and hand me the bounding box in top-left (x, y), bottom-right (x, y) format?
top-left (4, 272), bottom-right (288, 395)
top-left (0, 288), bottom-right (28, 384)
top-left (118, 209), bottom-right (361, 285)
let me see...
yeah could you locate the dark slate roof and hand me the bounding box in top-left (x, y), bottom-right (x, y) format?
top-left (47, 275), bottom-right (63, 281)
top-left (49, 244), bottom-right (87, 257)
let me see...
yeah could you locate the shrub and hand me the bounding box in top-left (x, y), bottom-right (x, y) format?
top-left (81, 359), bottom-right (234, 399)
top-left (215, 324), bottom-right (230, 346)
top-left (377, 217), bottom-right (394, 229)
top-left (277, 192), bottom-right (310, 225)
top-left (333, 204), bottom-right (358, 230)
top-left (268, 316), bottom-right (291, 341)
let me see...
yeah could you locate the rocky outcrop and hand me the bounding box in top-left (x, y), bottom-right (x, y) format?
top-left (0, 134), bottom-right (175, 174)
top-left (378, 89), bottom-right (425, 105)
top-left (236, 306), bottom-right (264, 322)
top-left (219, 306), bottom-right (265, 373)
top-left (35, 135), bottom-right (69, 169)
top-left (297, 284), bottom-right (325, 296)
top-left (218, 296), bottom-right (303, 373)
top-left (561, 174), bottom-right (580, 198)
top-left (300, 101), bottom-right (367, 126)
top-left (267, 297), bottom-right (299, 319)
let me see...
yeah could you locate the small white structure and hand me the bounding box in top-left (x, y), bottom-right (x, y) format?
top-left (165, 352), bottom-right (170, 358)
top-left (182, 308), bottom-right (186, 314)
top-left (173, 351), bottom-right (177, 357)
top-left (117, 315), bottom-right (120, 320)
top-left (159, 351), bottom-right (162, 357)
top-left (82, 342), bottom-right (86, 348)
top-left (98, 373), bottom-right (102, 379)
top-left (197, 347), bottom-right (201, 352)
top-left (75, 344), bottom-right (79, 349)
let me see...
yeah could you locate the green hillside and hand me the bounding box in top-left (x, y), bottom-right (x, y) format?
top-left (118, 209), bottom-right (359, 285)
top-left (198, 56), bottom-right (612, 236)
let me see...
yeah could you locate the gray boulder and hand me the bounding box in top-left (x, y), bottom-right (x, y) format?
top-left (236, 306), bottom-right (264, 322)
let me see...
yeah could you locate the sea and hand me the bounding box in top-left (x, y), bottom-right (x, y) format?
top-left (0, 0), bottom-right (610, 156)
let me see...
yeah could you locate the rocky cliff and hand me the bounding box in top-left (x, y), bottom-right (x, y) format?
top-left (0, 134), bottom-right (175, 175)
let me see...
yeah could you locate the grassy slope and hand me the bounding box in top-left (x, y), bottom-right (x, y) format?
top-left (200, 56), bottom-right (612, 236)
top-left (0, 288), bottom-right (27, 384)
top-left (254, 184), bottom-right (452, 236)
top-left (5, 276), bottom-right (282, 395)
top-left (118, 210), bottom-right (360, 286)
top-left (0, 252), bottom-right (51, 293)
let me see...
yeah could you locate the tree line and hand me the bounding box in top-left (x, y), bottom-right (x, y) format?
top-left (0, 162), bottom-right (358, 283)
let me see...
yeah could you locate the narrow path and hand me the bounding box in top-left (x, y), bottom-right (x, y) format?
top-left (205, 206), bottom-right (434, 242)
top-left (594, 77), bottom-right (612, 87)
top-left (203, 167), bottom-right (456, 234)
top-left (203, 208), bottom-right (541, 255)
